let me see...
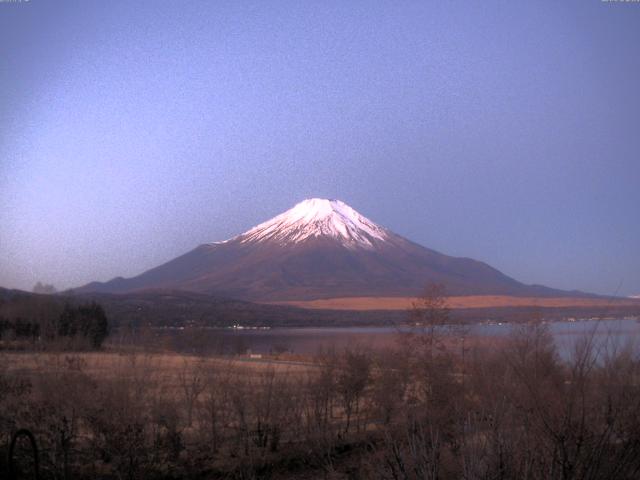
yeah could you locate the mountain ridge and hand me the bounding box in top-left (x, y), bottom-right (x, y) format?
top-left (75, 198), bottom-right (595, 301)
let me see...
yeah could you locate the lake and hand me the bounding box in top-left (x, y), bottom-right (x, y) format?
top-left (149, 317), bottom-right (640, 359)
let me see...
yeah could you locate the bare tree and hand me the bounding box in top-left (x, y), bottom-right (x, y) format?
top-left (336, 348), bottom-right (371, 434)
top-left (177, 357), bottom-right (206, 427)
top-left (33, 282), bottom-right (57, 294)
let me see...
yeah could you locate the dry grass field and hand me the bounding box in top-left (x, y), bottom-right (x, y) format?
top-left (271, 295), bottom-right (640, 311)
top-left (3, 322), bottom-right (640, 479)
top-left (1, 349), bottom-right (313, 384)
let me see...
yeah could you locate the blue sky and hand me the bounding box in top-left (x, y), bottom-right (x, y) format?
top-left (1, 0), bottom-right (639, 296)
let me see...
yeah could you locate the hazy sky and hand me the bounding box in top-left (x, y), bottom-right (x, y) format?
top-left (1, 1), bottom-right (639, 296)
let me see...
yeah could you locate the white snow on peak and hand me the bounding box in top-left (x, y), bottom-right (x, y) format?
top-left (233, 198), bottom-right (390, 248)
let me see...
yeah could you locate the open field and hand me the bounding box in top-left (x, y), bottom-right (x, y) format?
top-left (1, 350), bottom-right (313, 378)
top-left (271, 295), bottom-right (640, 311)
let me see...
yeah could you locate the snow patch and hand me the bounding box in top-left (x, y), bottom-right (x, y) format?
top-left (220, 199), bottom-right (390, 249)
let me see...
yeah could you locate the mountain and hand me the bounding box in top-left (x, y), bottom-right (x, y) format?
top-left (76, 198), bottom-right (587, 301)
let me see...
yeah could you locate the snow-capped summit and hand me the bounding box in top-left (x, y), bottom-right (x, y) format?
top-left (234, 198), bottom-right (390, 249)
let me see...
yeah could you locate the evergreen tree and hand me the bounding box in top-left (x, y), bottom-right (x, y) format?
top-left (56, 302), bottom-right (110, 349)
top-left (79, 302), bottom-right (109, 348)
top-left (58, 303), bottom-right (78, 337)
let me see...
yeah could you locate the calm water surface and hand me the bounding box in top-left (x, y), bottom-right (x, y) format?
top-left (158, 318), bottom-right (640, 358)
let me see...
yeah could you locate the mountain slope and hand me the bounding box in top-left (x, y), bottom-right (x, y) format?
top-left (77, 198), bottom-right (586, 301)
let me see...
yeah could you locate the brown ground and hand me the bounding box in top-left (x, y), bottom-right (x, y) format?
top-left (269, 295), bottom-right (640, 311)
top-left (1, 350), bottom-right (313, 379)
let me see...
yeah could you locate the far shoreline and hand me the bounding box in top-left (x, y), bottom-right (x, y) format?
top-left (267, 295), bottom-right (640, 311)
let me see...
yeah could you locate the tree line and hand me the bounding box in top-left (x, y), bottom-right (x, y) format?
top-left (0, 297), bottom-right (109, 349)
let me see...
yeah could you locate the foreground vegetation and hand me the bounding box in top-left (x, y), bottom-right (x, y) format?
top-left (0, 291), bottom-right (109, 350)
top-left (2, 316), bottom-right (640, 479)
